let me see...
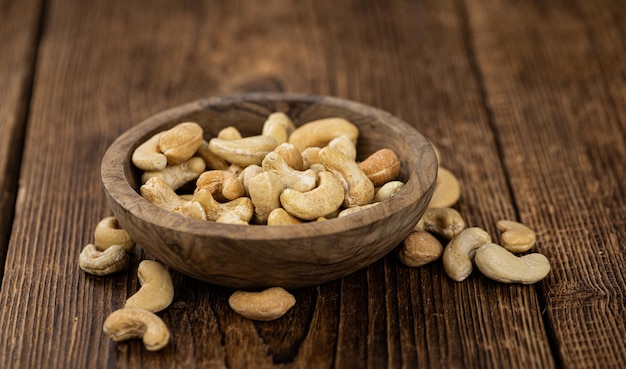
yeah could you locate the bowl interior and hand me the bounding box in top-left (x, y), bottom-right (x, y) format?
top-left (102, 93), bottom-right (437, 288)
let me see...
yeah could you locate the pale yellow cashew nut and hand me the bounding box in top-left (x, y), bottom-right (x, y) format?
top-left (248, 172), bottom-right (284, 224)
top-left (79, 244), bottom-right (129, 276)
top-left (267, 208), bottom-right (303, 225)
top-left (192, 189), bottom-right (254, 224)
top-left (319, 146), bottom-right (374, 207)
top-left (301, 147), bottom-right (321, 168)
top-left (132, 132), bottom-right (167, 171)
top-left (337, 203), bottom-right (379, 218)
top-left (196, 140), bottom-right (229, 170)
top-left (140, 177), bottom-right (206, 220)
top-left (414, 208), bottom-right (466, 240)
top-left (429, 167), bottom-right (461, 208)
top-left (125, 260), bottom-right (174, 313)
top-left (496, 220), bottom-right (536, 253)
top-left (273, 143), bottom-right (304, 171)
top-left (262, 152), bottom-right (317, 192)
top-left (373, 181), bottom-right (404, 202)
top-left (141, 156), bottom-right (206, 190)
top-left (208, 135), bottom-right (278, 166)
top-left (217, 126), bottom-right (243, 140)
top-left (103, 308), bottom-right (170, 351)
top-left (262, 112), bottom-right (296, 144)
top-left (228, 287), bottom-right (296, 321)
top-left (93, 216), bottom-right (135, 252)
top-left (158, 122), bottom-right (204, 165)
top-left (280, 171), bottom-right (345, 220)
top-left (238, 164), bottom-right (264, 196)
top-left (328, 135), bottom-right (357, 161)
top-left (195, 169), bottom-right (245, 202)
top-left (442, 227), bottom-right (491, 282)
top-left (288, 117), bottom-right (359, 152)
top-left (475, 243), bottom-right (550, 284)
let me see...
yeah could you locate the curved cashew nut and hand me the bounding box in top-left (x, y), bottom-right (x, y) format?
top-left (208, 135), bottom-right (278, 166)
top-left (228, 287), bottom-right (296, 321)
top-left (280, 171), bottom-right (345, 220)
top-left (140, 177), bottom-right (206, 220)
top-left (429, 167), bottom-right (461, 208)
top-left (337, 203), bottom-right (379, 218)
top-left (358, 148), bottom-right (401, 187)
top-left (319, 146), bottom-right (374, 207)
top-left (125, 260), bottom-right (174, 313)
top-left (217, 126), bottom-right (243, 140)
top-left (273, 143), bottom-right (304, 171)
top-left (196, 140), bottom-right (229, 170)
top-left (195, 169), bottom-right (245, 202)
top-left (301, 147), bottom-right (321, 169)
top-left (415, 208), bottom-right (466, 240)
top-left (132, 132), bottom-right (167, 171)
top-left (262, 112), bottom-right (296, 144)
top-left (141, 157), bottom-right (206, 190)
top-left (103, 308), bottom-right (170, 351)
top-left (247, 172), bottom-right (284, 224)
top-left (79, 244), bottom-right (129, 276)
top-left (288, 117), bottom-right (359, 152)
top-left (238, 164), bottom-right (264, 196)
top-left (192, 189), bottom-right (254, 224)
top-left (267, 208), bottom-right (303, 225)
top-left (373, 181), bottom-right (404, 202)
top-left (158, 122), bottom-right (204, 165)
top-left (442, 227), bottom-right (491, 282)
top-left (262, 152), bottom-right (317, 192)
top-left (475, 243), bottom-right (550, 284)
top-left (94, 216), bottom-right (135, 252)
top-left (399, 231), bottom-right (444, 267)
top-left (496, 220), bottom-right (536, 253)
top-left (328, 135), bottom-right (357, 161)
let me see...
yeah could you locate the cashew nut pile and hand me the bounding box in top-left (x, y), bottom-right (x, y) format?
top-left (132, 113), bottom-right (404, 225)
top-left (398, 148), bottom-right (551, 284)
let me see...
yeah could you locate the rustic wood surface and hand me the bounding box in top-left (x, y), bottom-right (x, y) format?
top-left (0, 0), bottom-right (624, 368)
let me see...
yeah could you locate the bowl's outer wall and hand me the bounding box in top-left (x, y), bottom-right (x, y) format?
top-left (102, 93), bottom-right (437, 288)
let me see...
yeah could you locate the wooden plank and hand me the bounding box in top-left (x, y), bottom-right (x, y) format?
top-left (465, 0), bottom-right (626, 367)
top-left (0, 0), bottom-right (559, 368)
top-left (0, 0), bottom-right (43, 278)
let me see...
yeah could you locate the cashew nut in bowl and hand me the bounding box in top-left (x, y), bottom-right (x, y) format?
top-left (158, 122), bottom-right (204, 165)
top-left (196, 140), bottom-right (229, 170)
top-left (318, 146), bottom-right (374, 208)
top-left (140, 177), bottom-right (206, 220)
top-left (131, 132), bottom-right (167, 171)
top-left (474, 243), bottom-right (550, 284)
top-left (192, 189), bottom-right (254, 224)
top-left (429, 167), bottom-right (461, 208)
top-left (217, 126), bottom-right (243, 140)
top-left (288, 117), bottom-right (359, 152)
top-left (79, 244), bottom-right (129, 276)
top-left (228, 287), bottom-right (296, 321)
top-left (442, 227), bottom-right (491, 282)
top-left (208, 135), bottom-right (278, 166)
top-left (358, 148), bottom-right (401, 187)
top-left (93, 216), bottom-right (135, 252)
top-left (280, 171), bottom-right (345, 220)
top-left (103, 308), bottom-right (170, 351)
top-left (496, 220), bottom-right (536, 253)
top-left (247, 171), bottom-right (284, 224)
top-left (328, 135), bottom-right (357, 161)
top-left (262, 112), bottom-right (296, 144)
top-left (414, 208), bottom-right (466, 240)
top-left (399, 231), bottom-right (444, 267)
top-left (238, 164), bottom-right (264, 196)
top-left (267, 208), bottom-right (303, 225)
top-left (373, 181), bottom-right (404, 203)
top-left (262, 151), bottom-right (317, 192)
top-left (337, 203), bottom-right (379, 218)
top-left (141, 156), bottom-right (206, 190)
top-left (273, 143), bottom-right (304, 171)
top-left (125, 260), bottom-right (174, 313)
top-left (195, 169), bottom-right (245, 202)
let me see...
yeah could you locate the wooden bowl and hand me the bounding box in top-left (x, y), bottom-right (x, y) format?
top-left (101, 93), bottom-right (437, 289)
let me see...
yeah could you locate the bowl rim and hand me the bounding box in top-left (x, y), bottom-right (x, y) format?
top-left (101, 92), bottom-right (437, 241)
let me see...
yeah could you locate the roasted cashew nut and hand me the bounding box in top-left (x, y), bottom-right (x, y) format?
top-left (94, 216), bottom-right (135, 252)
top-left (273, 143), bottom-right (304, 171)
top-left (475, 243), bottom-right (550, 284)
top-left (141, 156), bottom-right (206, 190)
top-left (125, 260), bottom-right (174, 313)
top-left (158, 122), bottom-right (204, 165)
top-left (79, 244), bottom-right (129, 276)
top-left (399, 231), bottom-right (444, 267)
top-left (195, 169), bottom-right (245, 202)
top-left (442, 227), bottom-right (491, 282)
top-left (496, 220), bottom-right (536, 253)
top-left (103, 308), bottom-right (170, 351)
top-left (228, 287), bottom-right (296, 321)
top-left (358, 148), bottom-right (401, 187)
top-left (319, 146), bottom-right (374, 207)
top-left (415, 208), bottom-right (466, 240)
top-left (280, 171), bottom-right (345, 220)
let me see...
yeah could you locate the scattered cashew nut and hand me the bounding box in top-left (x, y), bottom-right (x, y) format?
top-left (474, 243), bottom-right (550, 284)
top-left (399, 231), bottom-right (444, 267)
top-left (415, 207), bottom-right (466, 240)
top-left (228, 287), bottom-right (296, 321)
top-left (94, 216), bottom-right (135, 252)
top-left (496, 220), bottom-right (536, 253)
top-left (442, 227), bottom-right (491, 282)
top-left (125, 260), bottom-right (174, 313)
top-left (429, 167), bottom-right (461, 208)
top-left (103, 308), bottom-right (170, 351)
top-left (79, 244), bottom-right (129, 276)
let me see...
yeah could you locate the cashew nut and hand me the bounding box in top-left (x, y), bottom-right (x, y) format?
top-left (196, 140), bottom-right (229, 170)
top-left (328, 135), bottom-right (357, 161)
top-left (140, 177), bottom-right (206, 220)
top-left (474, 243), bottom-right (550, 284)
top-left (496, 220), bottom-right (536, 253)
top-left (399, 231), bottom-right (444, 267)
top-left (442, 227), bottom-right (491, 282)
top-left (195, 169), bottom-right (245, 202)
top-left (125, 260), bottom-right (174, 313)
top-left (238, 164), bottom-right (264, 196)
top-left (228, 287), bottom-right (296, 321)
top-left (274, 143), bottom-right (304, 171)
top-left (208, 135), bottom-right (278, 166)
top-left (158, 122), bottom-right (203, 165)
top-left (217, 126), bottom-right (243, 140)
top-left (79, 244), bottom-right (129, 276)
top-left (267, 208), bottom-right (303, 225)
top-left (262, 151), bottom-right (317, 192)
top-left (429, 167), bottom-right (461, 208)
top-left (319, 146), bottom-right (374, 207)
top-left (373, 181), bottom-right (404, 202)
top-left (193, 189), bottom-right (254, 224)
top-left (301, 147), bottom-right (321, 168)
top-left (247, 172), bottom-right (284, 224)
top-left (262, 112), bottom-right (295, 144)
top-left (280, 171), bottom-right (345, 220)
top-left (288, 117), bottom-right (359, 152)
top-left (132, 132), bottom-right (167, 171)
top-left (337, 203), bottom-right (379, 218)
top-left (415, 208), bottom-right (466, 240)
top-left (141, 156), bottom-right (206, 190)
top-left (93, 216), bottom-right (135, 252)
top-left (103, 308), bottom-right (170, 351)
top-left (358, 148), bottom-right (401, 187)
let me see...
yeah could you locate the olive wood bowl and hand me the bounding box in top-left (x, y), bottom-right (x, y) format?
top-left (101, 92), bottom-right (437, 289)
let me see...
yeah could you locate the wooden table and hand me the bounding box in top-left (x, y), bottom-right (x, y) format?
top-left (1, 0), bottom-right (624, 368)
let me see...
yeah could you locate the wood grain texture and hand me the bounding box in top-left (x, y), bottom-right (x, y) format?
top-left (0, 0), bottom-right (624, 368)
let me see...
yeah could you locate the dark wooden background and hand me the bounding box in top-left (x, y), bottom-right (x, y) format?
top-left (1, 0), bottom-right (624, 368)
